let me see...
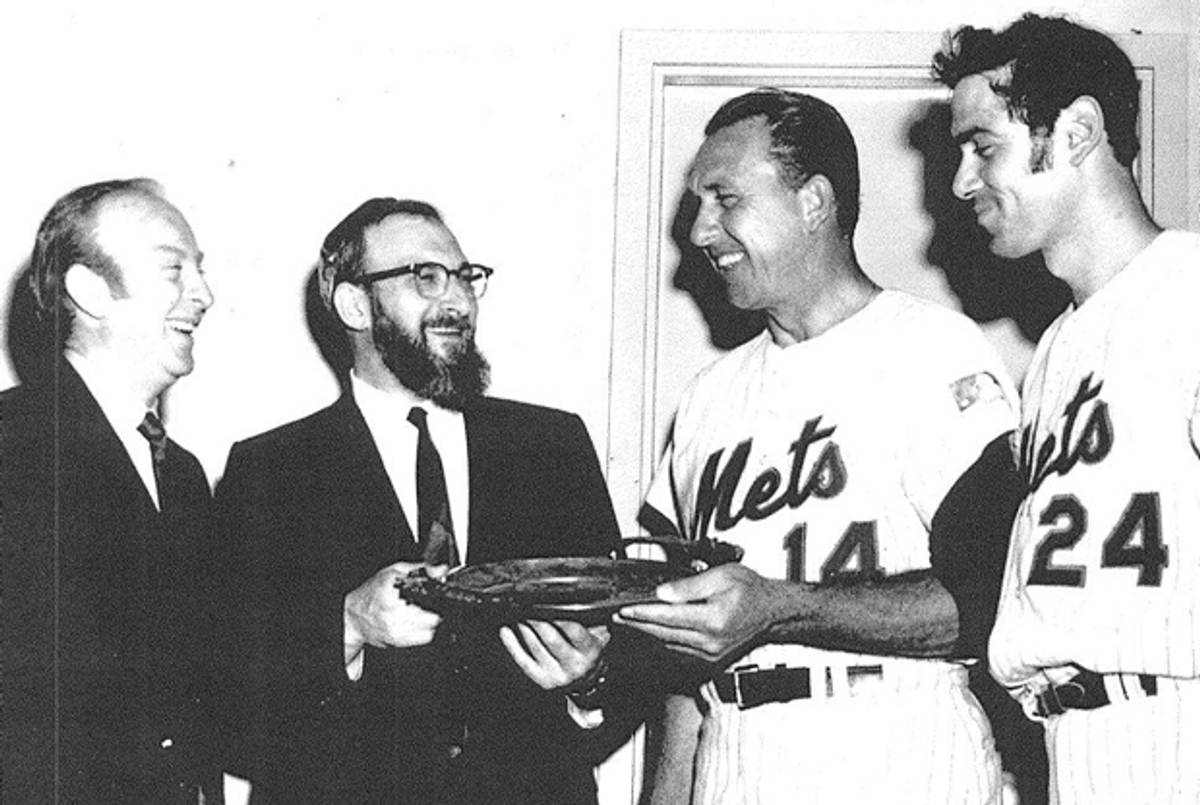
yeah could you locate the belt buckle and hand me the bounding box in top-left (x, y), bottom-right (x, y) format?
top-left (731, 663), bottom-right (760, 710)
top-left (1034, 682), bottom-right (1066, 718)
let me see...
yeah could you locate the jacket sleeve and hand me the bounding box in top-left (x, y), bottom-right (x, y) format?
top-left (211, 441), bottom-right (353, 783)
top-left (557, 412), bottom-right (622, 555)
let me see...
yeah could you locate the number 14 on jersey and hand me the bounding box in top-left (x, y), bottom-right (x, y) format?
top-left (785, 521), bottom-right (883, 583)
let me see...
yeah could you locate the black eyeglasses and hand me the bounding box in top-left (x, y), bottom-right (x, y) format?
top-left (346, 262), bottom-right (494, 299)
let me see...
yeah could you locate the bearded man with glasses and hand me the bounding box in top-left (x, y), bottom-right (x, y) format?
top-left (213, 198), bottom-right (625, 804)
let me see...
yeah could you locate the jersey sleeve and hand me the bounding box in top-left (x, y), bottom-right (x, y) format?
top-left (901, 320), bottom-right (1020, 657)
top-left (641, 445), bottom-right (683, 538)
top-left (900, 323), bottom-right (1019, 527)
top-left (641, 371), bottom-right (708, 541)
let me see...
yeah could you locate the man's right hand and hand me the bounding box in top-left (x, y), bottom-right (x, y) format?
top-left (343, 562), bottom-right (445, 676)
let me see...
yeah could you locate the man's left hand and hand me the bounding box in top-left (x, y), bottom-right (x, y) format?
top-left (500, 620), bottom-right (611, 690)
top-left (614, 563), bottom-right (779, 664)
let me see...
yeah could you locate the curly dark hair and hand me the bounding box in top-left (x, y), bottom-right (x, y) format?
top-left (932, 13), bottom-right (1140, 168)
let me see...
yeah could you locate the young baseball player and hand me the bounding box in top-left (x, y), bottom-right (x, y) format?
top-left (935, 14), bottom-right (1200, 805)
top-left (616, 88), bottom-right (1023, 804)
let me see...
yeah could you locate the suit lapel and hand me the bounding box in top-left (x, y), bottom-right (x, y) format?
top-left (47, 364), bottom-right (170, 709)
top-left (331, 395), bottom-right (420, 557)
top-left (54, 362), bottom-right (159, 520)
top-left (464, 402), bottom-right (508, 564)
top-left (463, 406), bottom-right (483, 564)
top-left (158, 438), bottom-right (210, 514)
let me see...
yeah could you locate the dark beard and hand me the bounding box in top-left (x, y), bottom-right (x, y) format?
top-left (371, 302), bottom-right (490, 410)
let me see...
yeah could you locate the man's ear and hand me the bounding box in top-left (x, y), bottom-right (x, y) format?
top-left (796, 175), bottom-right (836, 232)
top-left (1061, 95), bottom-right (1105, 168)
top-left (62, 263), bottom-right (114, 321)
top-left (332, 282), bottom-right (371, 332)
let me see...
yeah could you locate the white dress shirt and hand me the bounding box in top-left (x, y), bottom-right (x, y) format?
top-left (349, 373), bottom-right (603, 727)
top-left (350, 371), bottom-right (470, 563)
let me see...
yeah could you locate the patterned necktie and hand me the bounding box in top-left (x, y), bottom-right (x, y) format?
top-left (407, 406), bottom-right (460, 567)
top-left (137, 411), bottom-right (169, 507)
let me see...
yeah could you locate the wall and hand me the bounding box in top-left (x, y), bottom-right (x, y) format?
top-left (1, 3), bottom-right (1193, 801)
top-left (1, 0), bottom-right (1192, 484)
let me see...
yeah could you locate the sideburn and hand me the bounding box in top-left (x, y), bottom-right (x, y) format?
top-left (1029, 127), bottom-right (1054, 173)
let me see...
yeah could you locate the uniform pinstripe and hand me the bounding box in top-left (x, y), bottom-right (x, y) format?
top-left (692, 663), bottom-right (1002, 805)
top-left (989, 231), bottom-right (1200, 804)
top-left (648, 289), bottom-right (1016, 804)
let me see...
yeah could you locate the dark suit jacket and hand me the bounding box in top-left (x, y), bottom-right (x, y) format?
top-left (214, 393), bottom-right (623, 805)
top-left (1, 362), bottom-right (219, 803)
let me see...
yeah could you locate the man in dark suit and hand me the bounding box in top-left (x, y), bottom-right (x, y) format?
top-left (1, 178), bottom-right (220, 802)
top-left (215, 198), bottom-right (624, 804)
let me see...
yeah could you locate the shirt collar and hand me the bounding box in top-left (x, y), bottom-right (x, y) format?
top-left (349, 370), bottom-right (460, 427)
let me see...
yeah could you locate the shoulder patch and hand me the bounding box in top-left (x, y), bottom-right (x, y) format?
top-left (950, 372), bottom-right (1004, 412)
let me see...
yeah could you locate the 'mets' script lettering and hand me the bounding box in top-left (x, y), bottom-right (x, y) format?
top-left (691, 416), bottom-right (846, 539)
top-left (1021, 373), bottom-right (1113, 493)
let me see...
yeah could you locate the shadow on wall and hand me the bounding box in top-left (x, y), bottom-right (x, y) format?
top-left (910, 99), bottom-right (1056, 805)
top-left (669, 191), bottom-right (767, 351)
top-left (662, 101), bottom-right (1072, 357)
top-left (303, 264), bottom-right (352, 395)
top-left (4, 262), bottom-right (57, 388)
top-left (907, 100), bottom-right (1072, 342)
top-left (654, 102), bottom-right (1060, 805)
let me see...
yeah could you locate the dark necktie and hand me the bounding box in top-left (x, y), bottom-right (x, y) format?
top-left (138, 411), bottom-right (169, 507)
top-left (407, 406), bottom-right (460, 567)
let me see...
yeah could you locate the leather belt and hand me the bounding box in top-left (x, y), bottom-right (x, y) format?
top-left (713, 663), bottom-right (883, 710)
top-left (1034, 669), bottom-right (1158, 718)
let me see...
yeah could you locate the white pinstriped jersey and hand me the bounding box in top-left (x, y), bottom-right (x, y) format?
top-left (646, 290), bottom-right (1017, 804)
top-left (989, 231), bottom-right (1200, 689)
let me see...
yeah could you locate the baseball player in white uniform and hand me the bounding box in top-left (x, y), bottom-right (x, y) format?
top-left (936, 14), bottom-right (1200, 805)
top-left (616, 88), bottom-right (1022, 804)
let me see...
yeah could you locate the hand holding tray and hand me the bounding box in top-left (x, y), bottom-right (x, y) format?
top-left (394, 537), bottom-right (743, 624)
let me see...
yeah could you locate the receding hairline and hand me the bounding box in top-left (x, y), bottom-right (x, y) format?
top-left (687, 115), bottom-right (777, 191)
top-left (362, 210), bottom-right (458, 245)
top-left (88, 186), bottom-right (201, 265)
top-left (360, 211), bottom-right (465, 264)
top-left (370, 209), bottom-right (445, 228)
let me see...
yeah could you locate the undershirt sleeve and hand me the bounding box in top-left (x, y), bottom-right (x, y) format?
top-left (927, 432), bottom-right (1025, 659)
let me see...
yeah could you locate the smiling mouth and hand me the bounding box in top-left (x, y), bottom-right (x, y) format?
top-left (425, 325), bottom-right (471, 340)
top-left (973, 202), bottom-right (999, 226)
top-left (708, 251), bottom-right (746, 272)
top-left (167, 318), bottom-right (201, 335)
